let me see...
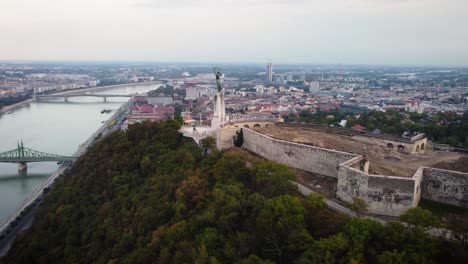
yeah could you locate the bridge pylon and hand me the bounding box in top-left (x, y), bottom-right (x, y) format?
top-left (17, 141), bottom-right (27, 172)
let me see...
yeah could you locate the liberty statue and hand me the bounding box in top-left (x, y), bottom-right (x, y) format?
top-left (214, 68), bottom-right (223, 92)
top-left (211, 67), bottom-right (227, 128)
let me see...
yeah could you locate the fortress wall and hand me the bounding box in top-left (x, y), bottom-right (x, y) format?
top-left (242, 128), bottom-right (357, 178)
top-left (337, 157), bottom-right (370, 202)
top-left (352, 135), bottom-right (427, 154)
top-left (421, 167), bottom-right (468, 207)
top-left (224, 122), bottom-right (273, 129)
top-left (366, 175), bottom-right (418, 216)
top-left (215, 126), bottom-right (467, 216)
top-left (216, 127), bottom-right (238, 150)
top-left (337, 156), bottom-right (420, 216)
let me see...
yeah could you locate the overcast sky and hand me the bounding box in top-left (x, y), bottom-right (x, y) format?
top-left (0, 0), bottom-right (467, 65)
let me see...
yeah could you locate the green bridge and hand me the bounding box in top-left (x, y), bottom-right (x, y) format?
top-left (0, 142), bottom-right (75, 171)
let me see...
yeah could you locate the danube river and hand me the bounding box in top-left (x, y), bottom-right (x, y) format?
top-left (0, 83), bottom-right (160, 222)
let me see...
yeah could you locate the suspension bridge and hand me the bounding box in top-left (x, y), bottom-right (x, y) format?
top-left (0, 142), bottom-right (75, 172)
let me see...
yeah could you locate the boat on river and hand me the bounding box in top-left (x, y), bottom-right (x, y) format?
top-left (100, 109), bottom-right (112, 114)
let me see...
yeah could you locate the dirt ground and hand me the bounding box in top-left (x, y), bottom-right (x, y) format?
top-left (432, 156), bottom-right (468, 173)
top-left (253, 126), bottom-right (464, 177)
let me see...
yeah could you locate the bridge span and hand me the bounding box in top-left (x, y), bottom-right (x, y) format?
top-left (35, 94), bottom-right (133, 102)
top-left (0, 142), bottom-right (75, 172)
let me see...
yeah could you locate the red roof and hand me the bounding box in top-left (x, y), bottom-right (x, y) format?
top-left (352, 124), bottom-right (366, 131)
top-left (133, 104), bottom-right (154, 113)
top-left (184, 116), bottom-right (195, 122)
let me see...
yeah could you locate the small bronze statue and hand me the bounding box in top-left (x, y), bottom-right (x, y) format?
top-left (213, 68), bottom-right (223, 92)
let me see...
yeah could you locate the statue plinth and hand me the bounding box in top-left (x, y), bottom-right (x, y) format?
top-left (212, 92), bottom-right (228, 129)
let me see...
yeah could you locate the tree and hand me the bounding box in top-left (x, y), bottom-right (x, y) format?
top-left (234, 129), bottom-right (244, 147)
top-left (238, 254), bottom-right (274, 264)
top-left (400, 207), bottom-right (440, 230)
top-left (342, 217), bottom-right (383, 262)
top-left (200, 136), bottom-right (216, 157)
top-left (256, 195), bottom-right (312, 263)
top-left (174, 115), bottom-right (184, 126)
top-left (252, 160), bottom-right (297, 198)
top-left (297, 233), bottom-right (349, 264)
top-left (350, 197), bottom-right (368, 217)
top-left (305, 193), bottom-right (326, 209)
top-left (446, 214), bottom-right (468, 246)
top-left (377, 250), bottom-right (405, 264)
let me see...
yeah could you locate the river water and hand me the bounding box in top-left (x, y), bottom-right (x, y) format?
top-left (0, 83), bottom-right (161, 222)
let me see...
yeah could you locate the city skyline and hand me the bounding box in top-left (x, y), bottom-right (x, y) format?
top-left (1, 0), bottom-right (468, 66)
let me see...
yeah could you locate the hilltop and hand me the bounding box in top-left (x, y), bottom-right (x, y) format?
top-left (2, 120), bottom-right (466, 263)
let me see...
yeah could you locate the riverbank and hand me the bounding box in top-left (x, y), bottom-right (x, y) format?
top-left (0, 99), bottom-right (34, 116)
top-left (0, 99), bottom-right (134, 256)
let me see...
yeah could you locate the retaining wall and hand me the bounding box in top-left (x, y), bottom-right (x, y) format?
top-left (216, 127), bottom-right (238, 150)
top-left (337, 156), bottom-right (422, 216)
top-left (242, 128), bottom-right (357, 178)
top-left (421, 167), bottom-right (468, 207)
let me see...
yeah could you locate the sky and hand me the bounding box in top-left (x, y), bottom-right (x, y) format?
top-left (0, 0), bottom-right (467, 65)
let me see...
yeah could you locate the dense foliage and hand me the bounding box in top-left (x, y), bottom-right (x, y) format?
top-left (347, 110), bottom-right (468, 147)
top-left (148, 86), bottom-right (186, 98)
top-left (0, 94), bottom-right (31, 110)
top-left (3, 120), bottom-right (466, 263)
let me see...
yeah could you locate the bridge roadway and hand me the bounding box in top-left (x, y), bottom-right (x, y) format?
top-left (0, 99), bottom-right (135, 256)
top-left (36, 94), bottom-right (133, 102)
top-left (0, 143), bottom-right (75, 165)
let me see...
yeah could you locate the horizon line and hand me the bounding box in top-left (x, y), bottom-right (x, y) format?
top-left (1, 59), bottom-right (468, 68)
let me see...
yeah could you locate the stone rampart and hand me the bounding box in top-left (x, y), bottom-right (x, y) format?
top-left (213, 126), bottom-right (468, 216)
top-left (337, 156), bottom-right (422, 216)
top-left (242, 128), bottom-right (357, 178)
top-left (421, 167), bottom-right (468, 207)
top-left (216, 127), bottom-right (238, 150)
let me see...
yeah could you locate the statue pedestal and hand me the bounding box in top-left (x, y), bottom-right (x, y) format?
top-left (212, 92), bottom-right (227, 128)
top-left (18, 162), bottom-right (27, 172)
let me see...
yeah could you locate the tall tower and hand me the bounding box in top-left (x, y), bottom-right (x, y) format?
top-left (266, 61), bottom-right (273, 84)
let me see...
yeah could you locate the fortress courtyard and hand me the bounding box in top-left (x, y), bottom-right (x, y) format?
top-left (252, 125), bottom-right (467, 177)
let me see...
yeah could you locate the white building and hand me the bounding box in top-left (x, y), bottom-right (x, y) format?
top-left (309, 81), bottom-right (320, 94)
top-left (186, 87), bottom-right (199, 100)
top-left (148, 96), bottom-right (173, 106)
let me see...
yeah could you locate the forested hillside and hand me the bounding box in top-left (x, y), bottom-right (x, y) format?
top-left (2, 120), bottom-right (466, 263)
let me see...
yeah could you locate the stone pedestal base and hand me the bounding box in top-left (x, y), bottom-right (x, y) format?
top-left (18, 162), bottom-right (27, 172)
